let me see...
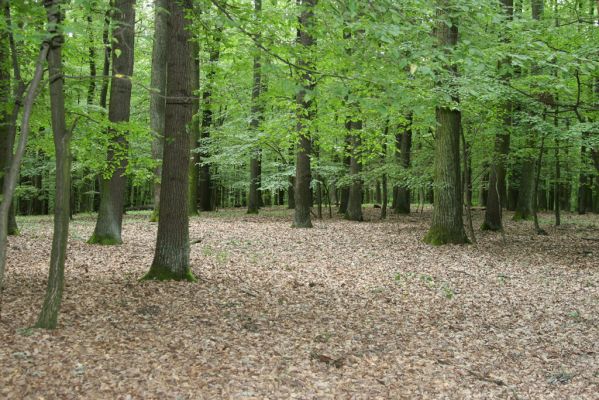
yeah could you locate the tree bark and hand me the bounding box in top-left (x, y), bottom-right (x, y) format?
top-left (247, 0), bottom-right (264, 214)
top-left (293, 0), bottom-right (316, 228)
top-left (0, 1), bottom-right (18, 236)
top-left (0, 43), bottom-right (48, 295)
top-left (149, 0), bottom-right (168, 221)
top-left (143, 0), bottom-right (195, 282)
top-left (345, 121), bottom-right (363, 221)
top-left (424, 0), bottom-right (468, 245)
top-left (196, 33), bottom-right (221, 212)
top-left (89, 0), bottom-right (135, 245)
top-left (36, 0), bottom-right (71, 329)
top-left (395, 114), bottom-right (412, 214)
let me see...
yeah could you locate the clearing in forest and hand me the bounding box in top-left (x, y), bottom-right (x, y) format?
top-left (1, 208), bottom-right (598, 399)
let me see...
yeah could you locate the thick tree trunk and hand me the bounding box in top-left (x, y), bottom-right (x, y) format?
top-left (143, 0), bottom-right (195, 282)
top-left (189, 39), bottom-right (200, 215)
top-left (89, 0), bottom-right (136, 245)
top-left (149, 0), bottom-right (168, 220)
top-left (36, 0), bottom-right (71, 329)
top-left (424, 1), bottom-right (468, 245)
top-left (395, 114), bottom-right (412, 214)
top-left (293, 0), bottom-right (316, 228)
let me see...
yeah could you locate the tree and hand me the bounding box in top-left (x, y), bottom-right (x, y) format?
top-left (394, 114), bottom-right (412, 214)
top-left (424, 0), bottom-right (468, 245)
top-left (89, 0), bottom-right (136, 245)
top-left (36, 0), bottom-right (72, 329)
top-left (293, 0), bottom-right (317, 228)
top-left (149, 0), bottom-right (168, 221)
top-left (482, 0), bottom-right (513, 231)
top-left (247, 0), bottom-right (264, 214)
top-left (0, 1), bottom-right (48, 295)
top-left (0, 0), bottom-right (18, 235)
top-left (142, 0), bottom-right (195, 282)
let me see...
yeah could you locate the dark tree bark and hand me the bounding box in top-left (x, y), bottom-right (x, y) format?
top-left (188, 36), bottom-right (200, 215)
top-left (149, 0), bottom-right (168, 221)
top-left (395, 113), bottom-right (412, 214)
top-left (248, 0), bottom-right (264, 214)
top-left (89, 0), bottom-right (136, 245)
top-left (99, 2), bottom-right (112, 110)
top-left (293, 0), bottom-right (316, 228)
top-left (424, 0), bottom-right (468, 245)
top-left (0, 12), bottom-right (48, 293)
top-left (483, 0), bottom-right (513, 231)
top-left (36, 0), bottom-right (72, 329)
top-left (338, 135), bottom-right (350, 214)
top-left (514, 0), bottom-right (544, 221)
top-left (0, 1), bottom-right (18, 236)
top-left (143, 0), bottom-right (195, 282)
top-left (345, 121), bottom-right (363, 221)
top-left (196, 32), bottom-right (221, 212)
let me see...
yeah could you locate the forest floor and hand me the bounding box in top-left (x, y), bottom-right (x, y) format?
top-left (0, 207), bottom-right (597, 399)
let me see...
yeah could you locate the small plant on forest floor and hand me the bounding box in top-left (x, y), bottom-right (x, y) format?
top-left (567, 310), bottom-right (581, 320)
top-left (394, 272), bottom-right (456, 299)
top-left (547, 370), bottom-right (575, 385)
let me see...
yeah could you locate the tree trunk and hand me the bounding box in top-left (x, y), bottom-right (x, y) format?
top-left (149, 0), bottom-right (168, 221)
top-left (395, 114), bottom-right (412, 214)
top-left (293, 0), bottom-right (316, 228)
top-left (89, 0), bottom-right (136, 245)
top-left (424, 1), bottom-right (468, 245)
top-left (0, 25), bottom-right (48, 294)
top-left (346, 122), bottom-right (363, 221)
top-left (247, 0), bottom-right (264, 214)
top-left (143, 0), bottom-right (195, 282)
top-left (36, 0), bottom-right (71, 329)
top-left (197, 34), bottom-right (221, 212)
top-left (188, 37), bottom-right (200, 215)
top-left (0, 3), bottom-right (18, 235)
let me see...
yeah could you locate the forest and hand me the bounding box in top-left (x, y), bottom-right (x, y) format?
top-left (0, 0), bottom-right (598, 398)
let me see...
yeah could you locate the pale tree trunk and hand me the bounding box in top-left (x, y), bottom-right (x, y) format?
top-left (143, 0), bottom-right (195, 281)
top-left (424, 0), bottom-right (468, 245)
top-left (36, 0), bottom-right (71, 329)
top-left (89, 0), bottom-right (136, 245)
top-left (0, 26), bottom-right (48, 300)
top-left (293, 0), bottom-right (316, 228)
top-left (247, 0), bottom-right (263, 214)
top-left (150, 0), bottom-right (168, 221)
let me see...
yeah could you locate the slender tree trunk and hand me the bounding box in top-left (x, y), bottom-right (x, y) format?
top-left (197, 34), bottom-right (221, 212)
top-left (247, 0), bottom-right (264, 214)
top-left (395, 113), bottom-right (412, 214)
top-left (143, 0), bottom-right (195, 282)
top-left (0, 38), bottom-right (48, 297)
top-left (150, 0), bottom-right (168, 221)
top-left (4, 2), bottom-right (21, 232)
top-left (514, 0), bottom-right (543, 221)
top-left (424, 0), bottom-right (468, 245)
top-left (293, 0), bottom-right (316, 228)
top-left (346, 122), bottom-right (363, 221)
top-left (89, 0), bottom-right (136, 245)
top-left (36, 0), bottom-right (71, 329)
